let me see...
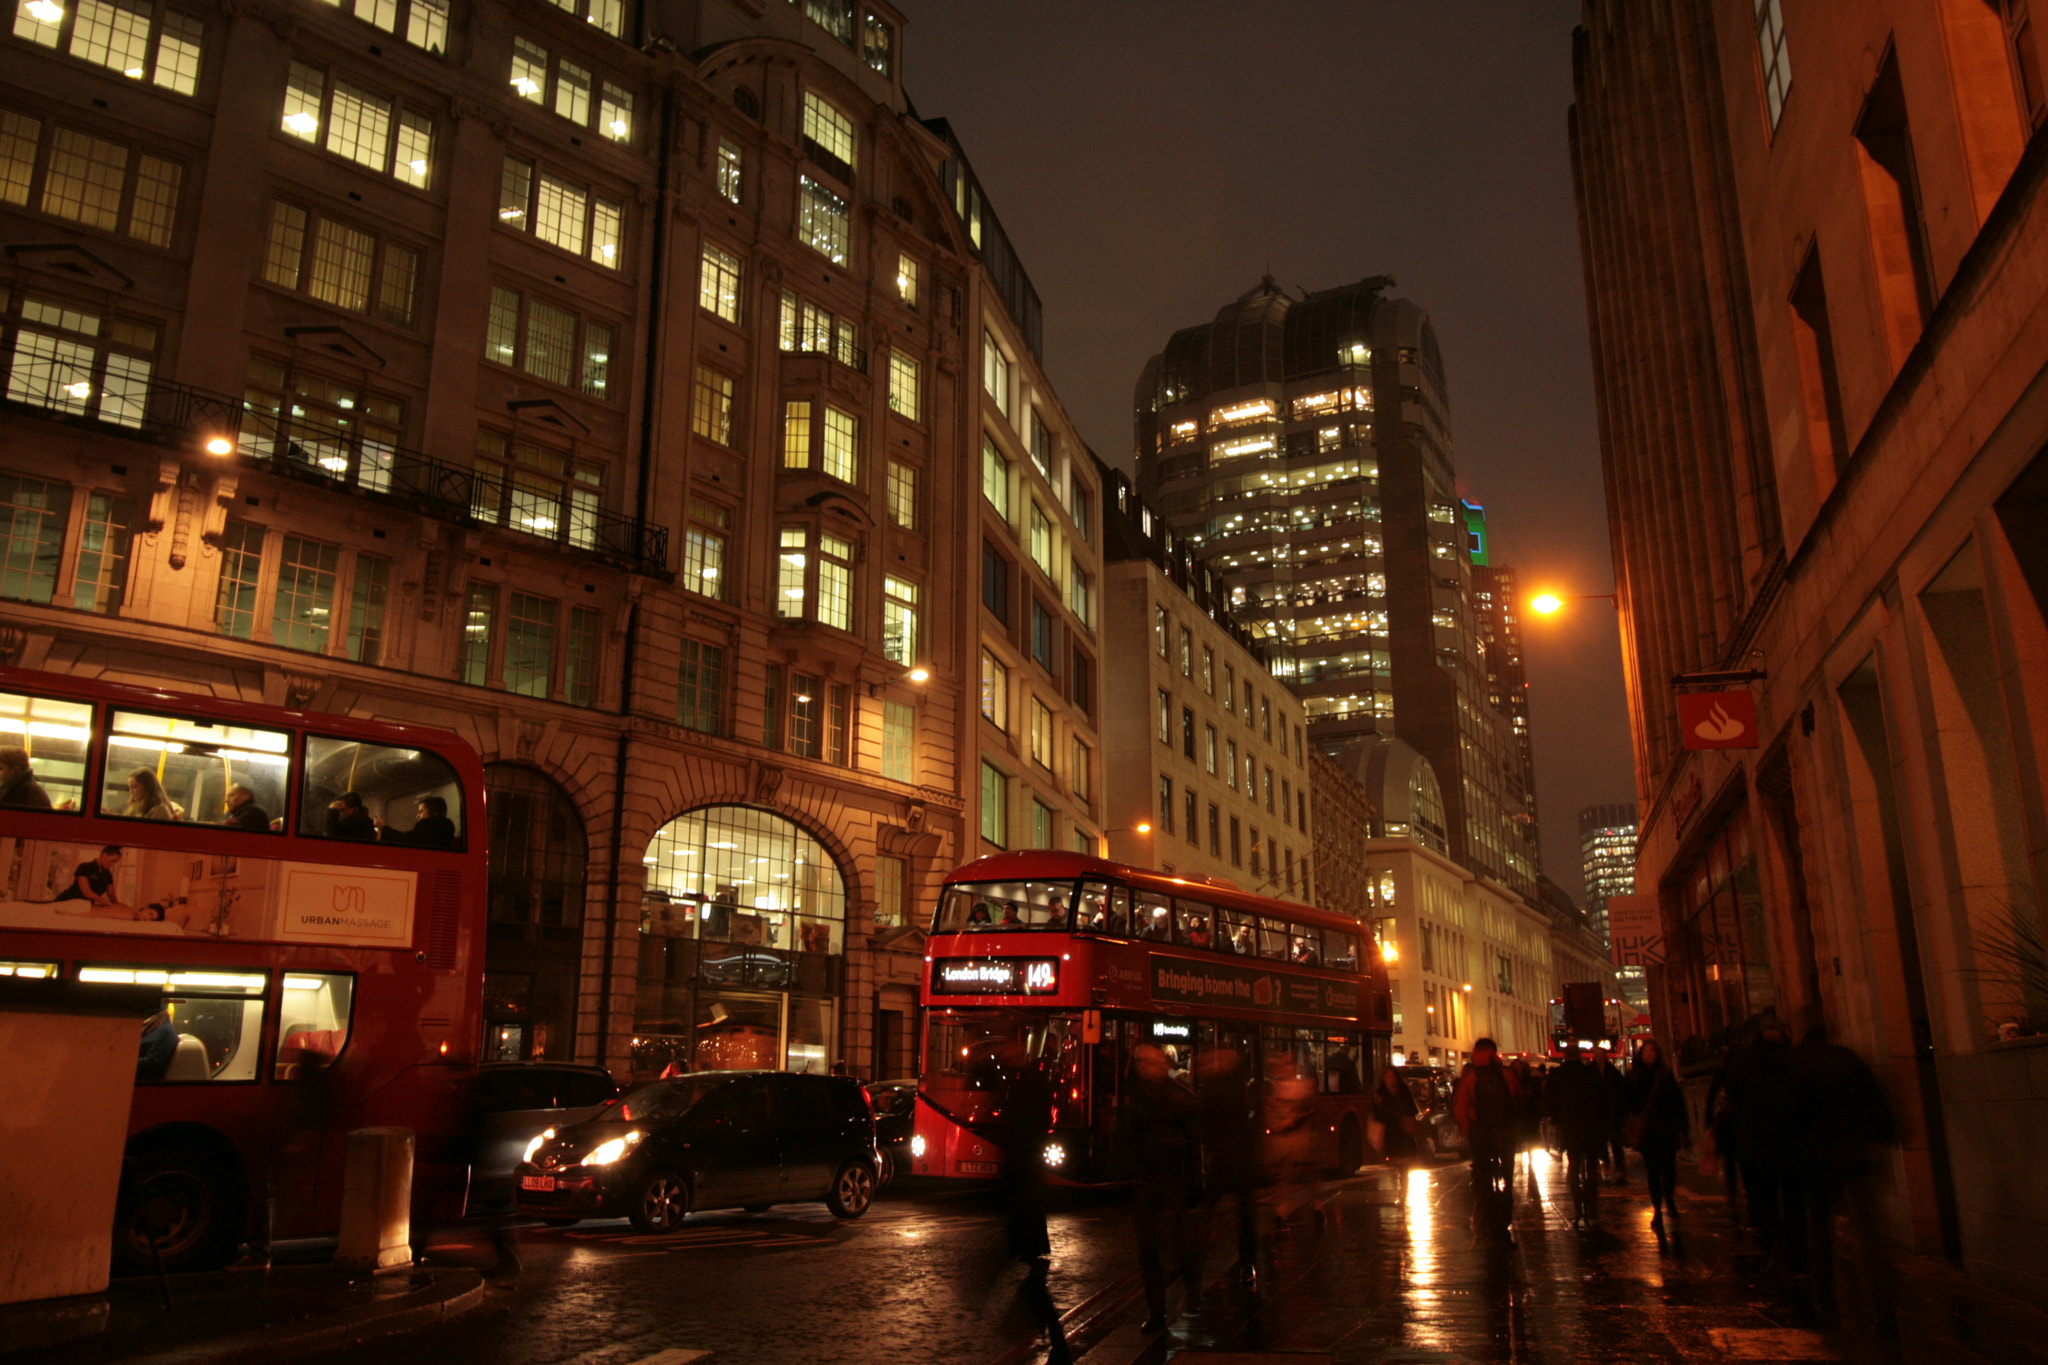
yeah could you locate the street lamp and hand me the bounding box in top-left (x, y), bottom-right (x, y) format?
top-left (1106, 822), bottom-right (1154, 868)
top-left (1529, 590), bottom-right (1617, 616)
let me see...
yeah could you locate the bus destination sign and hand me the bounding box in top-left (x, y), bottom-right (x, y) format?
top-left (1149, 955), bottom-right (1361, 1020)
top-left (931, 957), bottom-right (1061, 995)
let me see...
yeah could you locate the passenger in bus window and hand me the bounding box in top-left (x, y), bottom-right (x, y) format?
top-left (381, 796), bottom-right (456, 848)
top-left (326, 791), bottom-right (377, 840)
top-left (221, 784), bottom-right (272, 832)
top-left (1186, 917), bottom-right (1211, 949)
top-left (998, 902), bottom-right (1024, 931)
top-left (1291, 937), bottom-right (1320, 966)
top-left (1044, 894), bottom-right (1068, 929)
top-left (966, 903), bottom-right (994, 931)
top-left (1232, 925), bottom-right (1256, 956)
top-left (124, 769), bottom-right (185, 820)
top-left (0, 747), bottom-right (52, 809)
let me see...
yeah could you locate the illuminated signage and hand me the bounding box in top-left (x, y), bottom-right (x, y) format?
top-left (1149, 955), bottom-right (1361, 1020)
top-left (1150, 1020), bottom-right (1192, 1040)
top-left (931, 957), bottom-right (1060, 996)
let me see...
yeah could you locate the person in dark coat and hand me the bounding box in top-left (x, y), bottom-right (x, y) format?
top-left (1197, 1047), bottom-right (1262, 1283)
top-left (381, 796), bottom-right (457, 847)
top-left (1543, 1048), bottom-right (1609, 1226)
top-left (992, 1044), bottom-right (1070, 1364)
top-left (1786, 1021), bottom-right (1897, 1326)
top-left (1370, 1065), bottom-right (1422, 1167)
top-left (0, 747), bottom-right (52, 808)
top-left (1452, 1038), bottom-right (1524, 1244)
top-left (1598, 1053), bottom-right (1631, 1182)
top-left (221, 784), bottom-right (272, 831)
top-left (1121, 1042), bottom-right (1200, 1333)
top-left (1626, 1037), bottom-right (1688, 1233)
top-left (1722, 1022), bottom-right (1799, 1257)
top-left (325, 791), bottom-right (376, 840)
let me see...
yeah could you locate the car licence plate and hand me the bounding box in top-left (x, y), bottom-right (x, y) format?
top-left (520, 1175), bottom-right (556, 1192)
top-left (958, 1160), bottom-right (999, 1175)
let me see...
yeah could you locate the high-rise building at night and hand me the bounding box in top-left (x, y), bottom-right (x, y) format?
top-left (1132, 278), bottom-right (1536, 896)
top-left (1576, 802), bottom-right (1637, 946)
top-left (1467, 509), bottom-right (1536, 856)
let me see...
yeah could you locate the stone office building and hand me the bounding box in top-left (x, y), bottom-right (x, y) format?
top-left (0, 0), bottom-right (1101, 1080)
top-left (1575, 0), bottom-right (2048, 1295)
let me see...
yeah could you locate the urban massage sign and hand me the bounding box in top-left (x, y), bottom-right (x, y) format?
top-left (1149, 956), bottom-right (1361, 1019)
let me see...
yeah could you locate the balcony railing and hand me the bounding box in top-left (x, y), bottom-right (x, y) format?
top-left (5, 374), bottom-right (669, 576)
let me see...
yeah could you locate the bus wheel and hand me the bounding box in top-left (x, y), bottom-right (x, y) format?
top-left (1337, 1119), bottom-right (1364, 1177)
top-left (628, 1169), bottom-right (691, 1233)
top-left (825, 1160), bottom-right (875, 1219)
top-left (117, 1146), bottom-right (235, 1274)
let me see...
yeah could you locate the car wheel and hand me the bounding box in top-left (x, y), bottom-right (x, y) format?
top-left (627, 1168), bottom-right (691, 1233)
top-left (1336, 1119), bottom-right (1363, 1177)
top-left (116, 1146), bottom-right (237, 1274)
top-left (876, 1148), bottom-right (896, 1194)
top-left (825, 1160), bottom-right (875, 1219)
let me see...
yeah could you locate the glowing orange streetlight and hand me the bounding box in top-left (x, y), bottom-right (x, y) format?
top-left (1529, 590), bottom-right (1617, 617)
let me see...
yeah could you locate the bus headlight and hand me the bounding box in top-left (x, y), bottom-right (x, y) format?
top-left (910, 1133), bottom-right (927, 1159)
top-left (523, 1128), bottom-right (555, 1163)
top-left (582, 1131), bottom-right (642, 1167)
top-left (1043, 1141), bottom-right (1066, 1169)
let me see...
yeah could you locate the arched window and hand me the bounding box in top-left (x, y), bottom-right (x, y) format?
top-left (486, 764), bottom-right (588, 927)
top-left (641, 804), bottom-right (846, 954)
top-left (481, 763), bottom-right (588, 1061)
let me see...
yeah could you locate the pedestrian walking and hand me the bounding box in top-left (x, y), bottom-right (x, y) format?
top-left (992, 1042), bottom-right (1072, 1365)
top-left (1121, 1042), bottom-right (1200, 1334)
top-left (1598, 1053), bottom-right (1631, 1183)
top-left (1785, 1019), bottom-right (1897, 1330)
top-left (1451, 1038), bottom-right (1523, 1246)
top-left (1196, 1047), bottom-right (1262, 1285)
top-left (1543, 1047), bottom-right (1609, 1227)
top-left (1703, 1046), bottom-right (1745, 1212)
top-left (1369, 1065), bottom-right (1423, 1172)
top-left (1729, 1021), bottom-right (1802, 1266)
top-left (1625, 1037), bottom-right (1688, 1234)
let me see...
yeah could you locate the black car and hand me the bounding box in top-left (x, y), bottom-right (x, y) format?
top-left (867, 1078), bottom-right (918, 1190)
top-left (513, 1070), bottom-right (880, 1230)
top-left (472, 1063), bottom-right (622, 1207)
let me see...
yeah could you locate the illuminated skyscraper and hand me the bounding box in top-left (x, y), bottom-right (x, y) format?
top-left (1577, 802), bottom-right (1637, 947)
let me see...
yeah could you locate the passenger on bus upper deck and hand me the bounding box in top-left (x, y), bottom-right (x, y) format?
top-left (965, 903), bottom-right (994, 931)
top-left (221, 785), bottom-right (271, 832)
top-left (326, 791), bottom-right (377, 840)
top-left (1291, 937), bottom-right (1320, 966)
top-left (124, 769), bottom-right (184, 820)
top-left (0, 747), bottom-right (51, 809)
top-left (1186, 918), bottom-right (1211, 949)
top-left (382, 796), bottom-right (456, 848)
top-left (998, 903), bottom-right (1025, 931)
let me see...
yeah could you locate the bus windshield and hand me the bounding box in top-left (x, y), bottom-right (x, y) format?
top-left (933, 881), bottom-right (1076, 934)
top-left (924, 1008), bottom-right (1083, 1126)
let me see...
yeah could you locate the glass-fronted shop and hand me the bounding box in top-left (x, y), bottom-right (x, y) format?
top-left (633, 804), bottom-right (847, 1080)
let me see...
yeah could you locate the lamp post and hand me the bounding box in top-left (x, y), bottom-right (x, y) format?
top-left (1105, 822), bottom-right (1153, 868)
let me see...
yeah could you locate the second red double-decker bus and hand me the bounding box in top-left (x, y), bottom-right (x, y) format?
top-left (905, 851), bottom-right (1393, 1183)
top-left (0, 666), bottom-right (487, 1270)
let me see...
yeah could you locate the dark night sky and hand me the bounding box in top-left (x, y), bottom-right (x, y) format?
top-left (905, 2), bottom-right (1633, 900)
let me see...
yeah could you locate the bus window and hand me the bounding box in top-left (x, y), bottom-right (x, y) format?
top-left (81, 964), bottom-right (267, 1083)
top-left (1217, 907), bottom-right (1255, 956)
top-left (1289, 929), bottom-right (1323, 966)
top-left (1326, 930), bottom-right (1360, 971)
top-left (1256, 917), bottom-right (1290, 961)
top-left (1173, 900), bottom-right (1214, 949)
top-left (925, 1008), bottom-right (1081, 1125)
top-left (1132, 892), bottom-right (1172, 942)
top-left (932, 880), bottom-right (1076, 933)
top-left (100, 710), bottom-right (290, 829)
top-left (0, 959), bottom-right (60, 978)
top-left (276, 972), bottom-right (355, 1079)
top-left (301, 736), bottom-right (464, 847)
top-left (1324, 1032), bottom-right (1365, 1093)
top-left (0, 689), bottom-right (92, 812)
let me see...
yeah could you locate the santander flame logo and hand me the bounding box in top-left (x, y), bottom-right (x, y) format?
top-left (1693, 701), bottom-right (1747, 743)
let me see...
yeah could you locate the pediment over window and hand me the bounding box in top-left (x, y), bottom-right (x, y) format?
top-left (4, 243), bottom-right (134, 290)
top-left (506, 397), bottom-right (591, 435)
top-left (285, 324), bottom-right (385, 367)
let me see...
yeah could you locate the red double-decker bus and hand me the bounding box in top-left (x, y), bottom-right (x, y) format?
top-left (905, 851), bottom-right (1393, 1183)
top-left (0, 666), bottom-right (486, 1270)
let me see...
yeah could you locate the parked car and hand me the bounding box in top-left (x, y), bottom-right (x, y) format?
top-left (471, 1062), bottom-right (621, 1208)
top-left (514, 1070), bottom-right (880, 1230)
top-left (1396, 1065), bottom-right (1466, 1159)
top-left (867, 1078), bottom-right (919, 1190)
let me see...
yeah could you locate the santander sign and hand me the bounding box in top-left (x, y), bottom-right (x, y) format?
top-left (1677, 691), bottom-right (1759, 751)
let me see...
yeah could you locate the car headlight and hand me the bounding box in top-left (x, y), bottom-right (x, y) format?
top-left (910, 1133), bottom-right (927, 1159)
top-left (522, 1128), bottom-right (556, 1164)
top-left (1042, 1141), bottom-right (1065, 1169)
top-left (582, 1131), bottom-right (642, 1167)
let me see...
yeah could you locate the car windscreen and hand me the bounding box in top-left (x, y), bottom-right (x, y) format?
top-left (597, 1077), bottom-right (728, 1124)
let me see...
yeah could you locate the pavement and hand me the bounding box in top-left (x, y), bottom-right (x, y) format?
top-left (13, 1153), bottom-right (2048, 1365)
